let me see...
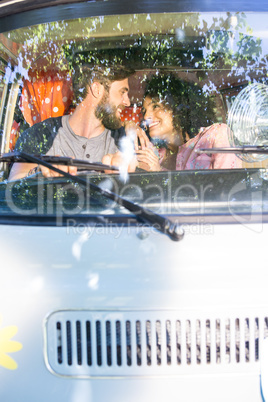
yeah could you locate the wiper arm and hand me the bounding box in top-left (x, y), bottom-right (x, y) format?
top-left (196, 146), bottom-right (268, 155)
top-left (4, 151), bottom-right (184, 242)
top-left (0, 152), bottom-right (119, 172)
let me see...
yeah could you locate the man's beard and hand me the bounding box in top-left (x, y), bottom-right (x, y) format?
top-left (95, 93), bottom-right (123, 130)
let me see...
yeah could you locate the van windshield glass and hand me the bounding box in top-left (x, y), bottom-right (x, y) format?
top-left (0, 11), bottom-right (267, 224)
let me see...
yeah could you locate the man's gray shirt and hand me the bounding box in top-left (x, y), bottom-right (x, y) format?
top-left (15, 115), bottom-right (119, 162)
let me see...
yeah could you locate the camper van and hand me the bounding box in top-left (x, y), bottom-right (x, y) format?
top-left (0, 0), bottom-right (268, 401)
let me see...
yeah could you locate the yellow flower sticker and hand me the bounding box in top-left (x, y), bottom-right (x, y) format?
top-left (0, 315), bottom-right (23, 370)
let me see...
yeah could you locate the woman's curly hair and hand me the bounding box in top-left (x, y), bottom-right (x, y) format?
top-left (144, 74), bottom-right (216, 140)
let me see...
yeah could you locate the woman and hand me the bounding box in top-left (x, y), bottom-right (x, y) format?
top-left (132, 74), bottom-right (242, 171)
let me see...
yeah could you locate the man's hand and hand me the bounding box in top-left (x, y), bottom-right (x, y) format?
top-left (9, 162), bottom-right (37, 181)
top-left (40, 155), bottom-right (77, 177)
top-left (40, 164), bottom-right (77, 177)
top-left (102, 151), bottom-right (137, 174)
top-left (8, 160), bottom-right (77, 181)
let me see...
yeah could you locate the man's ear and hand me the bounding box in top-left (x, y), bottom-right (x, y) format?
top-left (90, 81), bottom-right (105, 99)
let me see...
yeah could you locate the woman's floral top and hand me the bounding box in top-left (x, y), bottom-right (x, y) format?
top-left (158, 123), bottom-right (242, 170)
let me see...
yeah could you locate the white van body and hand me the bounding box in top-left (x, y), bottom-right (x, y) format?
top-left (0, 1), bottom-right (268, 401)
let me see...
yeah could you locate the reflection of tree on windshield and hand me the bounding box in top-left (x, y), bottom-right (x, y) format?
top-left (1, 12), bottom-right (267, 115)
top-left (3, 12), bottom-right (265, 76)
top-left (62, 13), bottom-right (266, 97)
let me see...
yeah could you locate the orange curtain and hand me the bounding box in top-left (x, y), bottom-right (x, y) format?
top-left (9, 121), bottom-right (20, 151)
top-left (20, 70), bottom-right (73, 126)
top-left (120, 106), bottom-right (142, 124)
top-left (9, 69), bottom-right (73, 151)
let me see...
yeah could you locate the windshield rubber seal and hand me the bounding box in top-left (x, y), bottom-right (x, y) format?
top-left (1, 0), bottom-right (268, 33)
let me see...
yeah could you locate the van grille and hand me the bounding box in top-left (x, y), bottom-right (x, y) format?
top-left (45, 311), bottom-right (268, 377)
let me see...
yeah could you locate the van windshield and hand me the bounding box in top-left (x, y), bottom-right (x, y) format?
top-left (0, 11), bottom-right (268, 225)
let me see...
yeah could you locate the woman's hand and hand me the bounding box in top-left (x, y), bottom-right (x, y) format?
top-left (136, 148), bottom-right (161, 171)
top-left (124, 121), bottom-right (150, 151)
top-left (124, 121), bottom-right (161, 171)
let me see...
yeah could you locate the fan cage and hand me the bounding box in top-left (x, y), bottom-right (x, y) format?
top-left (227, 83), bottom-right (268, 163)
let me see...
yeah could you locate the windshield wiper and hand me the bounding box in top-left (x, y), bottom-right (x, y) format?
top-left (0, 152), bottom-right (119, 171)
top-left (3, 151), bottom-right (184, 242)
top-left (196, 146), bottom-right (268, 155)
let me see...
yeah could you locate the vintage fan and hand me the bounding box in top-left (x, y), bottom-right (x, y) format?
top-left (227, 83), bottom-right (268, 162)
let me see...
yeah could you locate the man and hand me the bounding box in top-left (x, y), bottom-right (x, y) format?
top-left (9, 63), bottom-right (134, 180)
